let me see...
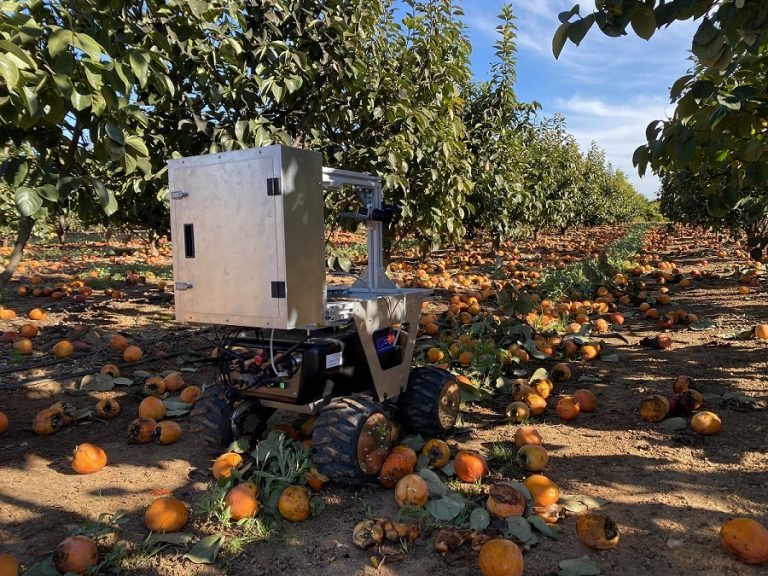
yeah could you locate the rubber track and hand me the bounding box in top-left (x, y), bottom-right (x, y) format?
top-left (312, 396), bottom-right (387, 484)
top-left (399, 366), bottom-right (458, 437)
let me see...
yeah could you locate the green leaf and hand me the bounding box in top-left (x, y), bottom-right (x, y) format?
top-left (420, 468), bottom-right (448, 497)
top-left (20, 556), bottom-right (59, 576)
top-left (228, 438), bottom-right (251, 453)
top-left (72, 407), bottom-right (94, 420)
top-left (4, 158), bottom-right (29, 187)
top-left (162, 400), bottom-right (194, 413)
top-left (125, 135), bottom-right (149, 157)
top-left (128, 51), bottom-right (150, 87)
top-left (93, 179), bottom-right (117, 216)
top-left (145, 532), bottom-right (194, 546)
top-left (113, 377), bottom-right (134, 386)
top-left (105, 122), bottom-right (124, 145)
top-left (506, 516), bottom-right (535, 543)
top-left (74, 32), bottom-right (105, 62)
top-left (469, 508), bottom-right (490, 531)
top-left (559, 555), bottom-right (602, 576)
top-left (0, 40), bottom-right (37, 69)
top-left (71, 91), bottom-right (92, 111)
top-left (270, 82), bottom-right (285, 103)
top-left (528, 515), bottom-right (560, 539)
top-left (188, 0), bottom-right (209, 17)
top-left (21, 86), bottom-right (39, 116)
top-left (558, 495), bottom-right (609, 514)
top-left (632, 145), bottom-right (650, 177)
top-left (659, 417), bottom-right (687, 431)
top-left (528, 367), bottom-right (549, 384)
top-left (399, 434), bottom-right (425, 452)
top-left (426, 494), bottom-right (464, 521)
top-left (37, 184), bottom-right (59, 202)
top-left (631, 5), bottom-right (656, 40)
top-left (0, 56), bottom-right (20, 89)
top-left (689, 320), bottom-right (716, 331)
top-left (567, 15), bottom-right (595, 46)
top-left (183, 533), bottom-right (224, 564)
top-left (558, 5), bottom-right (580, 24)
top-left (553, 22), bottom-right (571, 58)
top-left (48, 28), bottom-right (73, 58)
top-left (285, 76), bottom-right (303, 93)
top-left (15, 186), bottom-right (43, 216)
top-left (338, 256), bottom-right (353, 272)
top-left (79, 374), bottom-right (115, 391)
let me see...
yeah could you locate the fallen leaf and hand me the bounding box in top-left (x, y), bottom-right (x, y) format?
top-left (558, 554), bottom-right (602, 576)
top-left (183, 533), bottom-right (224, 564)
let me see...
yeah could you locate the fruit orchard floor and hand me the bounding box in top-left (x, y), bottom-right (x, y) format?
top-left (0, 228), bottom-right (767, 576)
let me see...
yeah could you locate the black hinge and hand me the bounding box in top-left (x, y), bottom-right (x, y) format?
top-left (267, 177), bottom-right (281, 196)
top-left (271, 281), bottom-right (286, 299)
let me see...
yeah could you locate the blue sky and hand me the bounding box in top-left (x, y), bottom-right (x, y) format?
top-left (458, 1), bottom-right (698, 199)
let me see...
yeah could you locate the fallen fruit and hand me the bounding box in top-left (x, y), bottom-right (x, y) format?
top-left (278, 485), bottom-right (311, 521)
top-left (486, 482), bottom-right (525, 519)
top-left (720, 517), bottom-right (768, 565)
top-left (72, 443), bottom-right (108, 474)
top-left (514, 425), bottom-right (542, 448)
top-left (212, 452), bottom-right (243, 479)
top-left (640, 395), bottom-right (670, 423)
top-left (225, 482), bottom-right (260, 520)
top-left (516, 444), bottom-right (549, 472)
top-left (154, 420), bottom-right (182, 444)
top-left (53, 535), bottom-right (98, 575)
top-left (691, 411), bottom-right (721, 435)
top-left (394, 474), bottom-right (429, 508)
top-left (422, 438), bottom-right (451, 468)
top-left (144, 496), bottom-right (189, 532)
top-left (478, 538), bottom-right (524, 576)
top-left (522, 474), bottom-right (559, 507)
top-left (454, 450), bottom-right (488, 483)
top-left (577, 513), bottom-right (620, 549)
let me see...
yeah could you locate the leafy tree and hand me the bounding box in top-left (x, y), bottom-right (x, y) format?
top-left (464, 4), bottom-right (539, 245)
top-left (517, 114), bottom-right (586, 236)
top-left (660, 168), bottom-right (768, 256)
top-left (553, 0), bottom-right (768, 254)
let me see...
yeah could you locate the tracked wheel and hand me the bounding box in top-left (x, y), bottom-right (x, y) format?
top-left (191, 382), bottom-right (268, 449)
top-left (312, 397), bottom-right (393, 484)
top-left (399, 366), bottom-right (460, 436)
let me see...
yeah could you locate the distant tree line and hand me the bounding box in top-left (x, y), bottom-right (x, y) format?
top-left (0, 0), bottom-right (655, 287)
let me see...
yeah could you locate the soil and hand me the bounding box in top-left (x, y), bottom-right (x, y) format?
top-left (0, 227), bottom-right (767, 576)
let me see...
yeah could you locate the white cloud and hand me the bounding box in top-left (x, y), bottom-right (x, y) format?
top-left (554, 95), bottom-right (677, 198)
top-left (460, 0), bottom-right (699, 199)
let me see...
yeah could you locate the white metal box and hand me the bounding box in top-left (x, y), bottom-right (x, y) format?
top-left (169, 146), bottom-right (325, 329)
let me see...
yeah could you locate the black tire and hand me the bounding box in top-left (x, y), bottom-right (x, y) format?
top-left (399, 366), bottom-right (460, 437)
top-left (312, 396), bottom-right (392, 484)
top-left (191, 383), bottom-right (270, 449)
top-left (191, 381), bottom-right (236, 448)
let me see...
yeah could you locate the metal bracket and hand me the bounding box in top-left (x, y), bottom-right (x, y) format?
top-left (175, 282), bottom-right (193, 290)
top-left (170, 191), bottom-right (188, 200)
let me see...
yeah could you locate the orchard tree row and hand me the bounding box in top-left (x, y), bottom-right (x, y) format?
top-left (0, 0), bottom-right (652, 286)
top-left (555, 0), bottom-right (768, 259)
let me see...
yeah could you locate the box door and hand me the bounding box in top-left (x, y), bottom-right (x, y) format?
top-left (170, 156), bottom-right (281, 325)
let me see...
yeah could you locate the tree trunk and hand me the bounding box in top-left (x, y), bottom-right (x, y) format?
top-left (0, 216), bottom-right (35, 296)
top-left (56, 214), bottom-right (68, 244)
top-left (746, 228), bottom-right (767, 262)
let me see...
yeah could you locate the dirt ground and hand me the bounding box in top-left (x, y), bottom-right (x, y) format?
top-left (0, 227), bottom-right (767, 576)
